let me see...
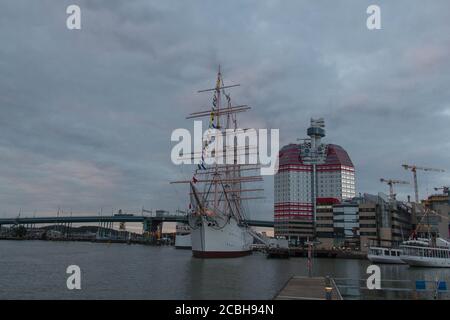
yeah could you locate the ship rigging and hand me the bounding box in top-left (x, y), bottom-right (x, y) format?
top-left (170, 67), bottom-right (266, 258)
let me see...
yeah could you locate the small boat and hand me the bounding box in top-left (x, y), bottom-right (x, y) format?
top-left (400, 237), bottom-right (450, 268)
top-left (367, 247), bottom-right (405, 264)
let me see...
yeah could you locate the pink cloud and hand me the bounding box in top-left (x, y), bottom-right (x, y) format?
top-left (405, 45), bottom-right (448, 72)
top-left (45, 160), bottom-right (121, 189)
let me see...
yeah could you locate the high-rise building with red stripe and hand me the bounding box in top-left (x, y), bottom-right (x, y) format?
top-left (274, 118), bottom-right (356, 244)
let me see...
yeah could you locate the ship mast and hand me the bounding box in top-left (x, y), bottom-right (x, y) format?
top-left (213, 67), bottom-right (221, 213)
top-left (171, 67), bottom-right (264, 223)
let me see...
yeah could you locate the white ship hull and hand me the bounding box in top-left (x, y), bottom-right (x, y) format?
top-left (367, 247), bottom-right (405, 264)
top-left (400, 238), bottom-right (450, 268)
top-left (190, 216), bottom-right (253, 258)
top-left (367, 254), bottom-right (405, 264)
top-left (400, 255), bottom-right (450, 268)
top-left (175, 233), bottom-right (191, 249)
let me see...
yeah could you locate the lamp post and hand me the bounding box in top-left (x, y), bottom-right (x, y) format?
top-left (325, 276), bottom-right (333, 300)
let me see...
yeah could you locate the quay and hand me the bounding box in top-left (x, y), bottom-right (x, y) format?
top-left (264, 247), bottom-right (367, 260)
top-left (274, 276), bottom-right (343, 300)
top-left (289, 248), bottom-right (366, 259)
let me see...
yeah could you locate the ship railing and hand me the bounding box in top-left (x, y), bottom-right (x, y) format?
top-left (333, 277), bottom-right (450, 300)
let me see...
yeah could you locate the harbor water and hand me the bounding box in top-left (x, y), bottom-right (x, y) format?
top-left (1, 241), bottom-right (449, 299)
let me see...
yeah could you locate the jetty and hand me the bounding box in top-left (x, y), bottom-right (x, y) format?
top-left (274, 276), bottom-right (343, 300)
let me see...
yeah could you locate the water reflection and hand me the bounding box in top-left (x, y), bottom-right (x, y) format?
top-left (0, 241), bottom-right (449, 299)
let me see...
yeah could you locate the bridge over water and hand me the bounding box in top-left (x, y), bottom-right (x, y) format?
top-left (0, 215), bottom-right (274, 228)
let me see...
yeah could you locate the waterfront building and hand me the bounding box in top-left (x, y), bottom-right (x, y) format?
top-left (354, 193), bottom-right (412, 250)
top-left (357, 200), bottom-right (378, 250)
top-left (314, 193), bottom-right (413, 252)
top-left (316, 199), bottom-right (362, 250)
top-left (316, 201), bottom-right (335, 249)
top-left (274, 118), bottom-right (356, 245)
top-left (423, 190), bottom-right (450, 239)
top-left (332, 202), bottom-right (360, 249)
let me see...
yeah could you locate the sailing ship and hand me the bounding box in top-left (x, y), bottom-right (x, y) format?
top-left (171, 67), bottom-right (264, 258)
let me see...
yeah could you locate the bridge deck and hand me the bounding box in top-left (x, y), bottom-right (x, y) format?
top-left (0, 215), bottom-right (273, 227)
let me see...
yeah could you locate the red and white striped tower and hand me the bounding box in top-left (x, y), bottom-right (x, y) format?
top-left (274, 119), bottom-right (355, 244)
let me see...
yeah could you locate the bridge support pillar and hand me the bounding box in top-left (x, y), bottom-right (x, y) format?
top-left (143, 218), bottom-right (162, 244)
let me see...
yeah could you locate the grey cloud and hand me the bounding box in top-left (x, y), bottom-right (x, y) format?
top-left (1, 0), bottom-right (450, 220)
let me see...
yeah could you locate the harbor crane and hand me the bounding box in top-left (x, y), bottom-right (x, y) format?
top-left (401, 164), bottom-right (445, 203)
top-left (380, 178), bottom-right (410, 201)
top-left (434, 186), bottom-right (450, 195)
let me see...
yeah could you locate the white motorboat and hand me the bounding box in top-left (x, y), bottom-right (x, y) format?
top-left (367, 246), bottom-right (405, 264)
top-left (400, 238), bottom-right (450, 268)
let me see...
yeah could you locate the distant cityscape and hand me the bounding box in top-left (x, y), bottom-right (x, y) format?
top-left (273, 118), bottom-right (449, 251)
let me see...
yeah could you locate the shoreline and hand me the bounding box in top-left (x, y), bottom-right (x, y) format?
top-left (0, 237), bottom-right (169, 246)
top-left (0, 237), bottom-right (368, 259)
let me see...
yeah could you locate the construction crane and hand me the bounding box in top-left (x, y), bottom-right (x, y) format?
top-left (401, 164), bottom-right (445, 203)
top-left (434, 186), bottom-right (450, 195)
top-left (380, 178), bottom-right (410, 201)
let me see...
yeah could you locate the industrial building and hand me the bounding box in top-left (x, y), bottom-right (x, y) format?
top-left (274, 118), bottom-right (356, 244)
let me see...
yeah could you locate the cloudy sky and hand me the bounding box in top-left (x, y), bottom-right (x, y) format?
top-left (1, 0), bottom-right (450, 221)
